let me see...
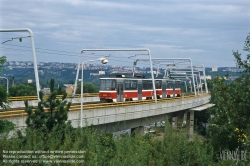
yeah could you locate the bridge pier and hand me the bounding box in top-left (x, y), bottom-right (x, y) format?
top-left (131, 126), bottom-right (144, 136)
top-left (188, 111), bottom-right (194, 141)
top-left (172, 113), bottom-right (184, 129)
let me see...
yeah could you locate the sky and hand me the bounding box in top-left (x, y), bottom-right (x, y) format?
top-left (0, 0), bottom-right (250, 68)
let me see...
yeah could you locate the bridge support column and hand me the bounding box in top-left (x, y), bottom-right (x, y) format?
top-left (172, 117), bottom-right (177, 128)
top-left (173, 115), bottom-right (183, 129)
top-left (131, 126), bottom-right (144, 136)
top-left (188, 111), bottom-right (194, 141)
top-left (168, 118), bottom-right (172, 126)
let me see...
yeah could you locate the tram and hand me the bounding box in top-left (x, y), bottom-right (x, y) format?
top-left (99, 76), bottom-right (181, 102)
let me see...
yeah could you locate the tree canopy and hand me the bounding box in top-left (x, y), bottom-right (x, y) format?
top-left (25, 78), bottom-right (71, 133)
top-left (233, 32), bottom-right (250, 73)
top-left (0, 56), bottom-right (8, 109)
top-left (9, 83), bottom-right (37, 96)
top-left (76, 82), bottom-right (98, 94)
top-left (208, 32), bottom-right (250, 154)
top-left (0, 56), bottom-right (6, 73)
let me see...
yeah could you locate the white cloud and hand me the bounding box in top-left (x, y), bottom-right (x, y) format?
top-left (41, 23), bottom-right (59, 28)
top-left (141, 44), bottom-right (205, 54)
top-left (61, 0), bottom-right (151, 10)
top-left (0, 0), bottom-right (249, 66)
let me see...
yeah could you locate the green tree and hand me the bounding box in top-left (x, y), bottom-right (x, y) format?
top-left (56, 85), bottom-right (66, 95)
top-left (0, 85), bottom-right (8, 110)
top-left (0, 56), bottom-right (8, 108)
top-left (0, 56), bottom-right (14, 134)
top-left (208, 33), bottom-right (250, 156)
top-left (0, 120), bottom-right (15, 134)
top-left (0, 56), bottom-right (6, 73)
top-left (0, 56), bottom-right (8, 109)
top-left (233, 32), bottom-right (250, 72)
top-left (9, 83), bottom-right (37, 96)
top-left (76, 82), bottom-right (98, 94)
top-left (25, 78), bottom-right (71, 132)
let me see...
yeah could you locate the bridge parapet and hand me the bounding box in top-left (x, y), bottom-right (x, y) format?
top-left (69, 94), bottom-right (210, 128)
top-left (1, 94), bottom-right (211, 130)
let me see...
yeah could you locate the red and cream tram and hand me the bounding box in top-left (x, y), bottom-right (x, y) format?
top-left (99, 77), bottom-right (181, 102)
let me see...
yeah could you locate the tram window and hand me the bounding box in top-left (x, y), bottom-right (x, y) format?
top-left (143, 81), bottom-right (147, 89)
top-left (175, 81), bottom-right (180, 88)
top-left (155, 80), bottom-right (162, 89)
top-left (124, 80), bottom-right (137, 90)
top-left (100, 79), bottom-right (116, 91)
top-left (166, 81), bottom-right (173, 89)
top-left (111, 80), bottom-right (116, 90)
top-left (143, 80), bottom-right (153, 90)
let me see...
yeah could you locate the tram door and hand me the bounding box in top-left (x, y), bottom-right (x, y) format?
top-left (138, 80), bottom-right (142, 100)
top-left (173, 80), bottom-right (176, 97)
top-left (166, 80), bottom-right (173, 98)
top-left (117, 80), bottom-right (124, 102)
top-left (162, 80), bottom-right (166, 98)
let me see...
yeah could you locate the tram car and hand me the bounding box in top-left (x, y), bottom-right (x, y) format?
top-left (99, 76), bottom-right (181, 102)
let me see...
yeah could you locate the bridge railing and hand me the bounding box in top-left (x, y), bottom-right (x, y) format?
top-left (1, 93), bottom-right (211, 119)
top-left (8, 93), bottom-right (99, 101)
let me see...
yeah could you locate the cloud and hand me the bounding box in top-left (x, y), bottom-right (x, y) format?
top-left (0, 0), bottom-right (249, 67)
top-left (61, 0), bottom-right (151, 10)
top-left (141, 44), bottom-right (205, 53)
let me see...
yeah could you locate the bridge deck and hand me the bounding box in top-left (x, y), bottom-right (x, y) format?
top-left (1, 94), bottom-right (211, 131)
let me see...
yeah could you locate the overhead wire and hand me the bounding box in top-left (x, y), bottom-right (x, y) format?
top-left (0, 46), bottom-right (145, 65)
top-left (1, 43), bottom-right (155, 65)
top-left (1, 40), bottom-right (166, 68)
top-left (1, 36), bottom-right (31, 44)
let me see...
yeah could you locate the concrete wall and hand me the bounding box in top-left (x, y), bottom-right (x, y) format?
top-left (3, 95), bottom-right (210, 132)
top-left (4, 97), bottom-right (99, 109)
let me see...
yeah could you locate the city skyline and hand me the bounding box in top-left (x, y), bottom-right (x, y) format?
top-left (0, 0), bottom-right (249, 67)
top-left (4, 60), bottom-right (242, 69)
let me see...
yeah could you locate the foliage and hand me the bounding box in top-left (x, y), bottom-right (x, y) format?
top-left (9, 83), bottom-right (37, 96)
top-left (233, 32), bottom-right (250, 72)
top-left (0, 56), bottom-right (6, 73)
top-left (1, 120), bottom-right (250, 165)
top-left (0, 120), bottom-right (218, 166)
top-left (25, 78), bottom-right (71, 133)
top-left (0, 56), bottom-right (12, 135)
top-left (0, 120), bottom-right (15, 134)
top-left (0, 56), bottom-right (8, 110)
top-left (208, 32), bottom-right (250, 159)
top-left (76, 82), bottom-right (98, 94)
top-left (0, 85), bottom-right (9, 110)
top-left (57, 85), bottom-right (66, 95)
top-left (208, 75), bottom-right (250, 151)
top-left (194, 110), bottom-right (209, 136)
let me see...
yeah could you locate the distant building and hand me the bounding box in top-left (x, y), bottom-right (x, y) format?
top-left (226, 67), bottom-right (244, 72)
top-left (200, 75), bottom-right (212, 80)
top-left (89, 71), bottom-right (105, 76)
top-left (99, 71), bottom-right (105, 75)
top-left (212, 66), bottom-right (218, 72)
top-left (27, 79), bottom-right (33, 83)
top-left (147, 71), bottom-right (157, 74)
top-left (42, 88), bottom-right (50, 95)
top-left (63, 84), bottom-right (76, 96)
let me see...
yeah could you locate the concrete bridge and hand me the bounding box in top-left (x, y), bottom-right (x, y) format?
top-left (1, 94), bottom-right (212, 137)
